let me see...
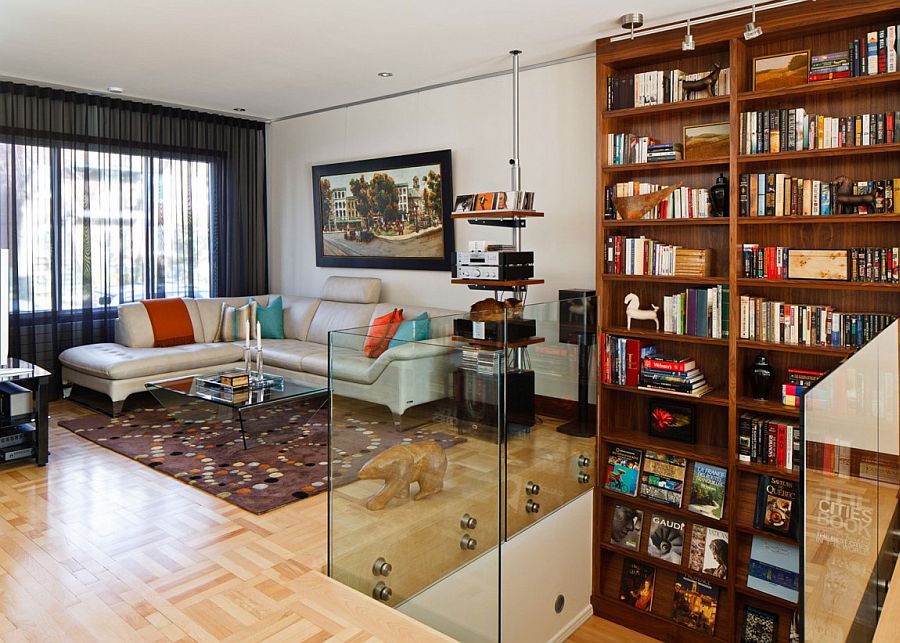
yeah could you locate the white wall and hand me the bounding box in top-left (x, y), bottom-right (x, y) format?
top-left (268, 57), bottom-right (595, 309)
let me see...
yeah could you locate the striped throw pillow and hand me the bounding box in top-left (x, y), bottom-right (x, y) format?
top-left (216, 301), bottom-right (258, 342)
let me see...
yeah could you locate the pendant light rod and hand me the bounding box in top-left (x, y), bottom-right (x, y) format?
top-left (510, 49), bottom-right (522, 194)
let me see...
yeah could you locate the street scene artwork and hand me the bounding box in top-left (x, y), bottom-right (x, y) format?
top-left (312, 150), bottom-right (454, 270)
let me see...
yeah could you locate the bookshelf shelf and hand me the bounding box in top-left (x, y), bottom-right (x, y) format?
top-left (450, 209), bottom-right (544, 219)
top-left (595, 2), bottom-right (900, 639)
top-left (602, 157), bottom-right (729, 174)
top-left (736, 278), bottom-right (900, 291)
top-left (737, 213), bottom-right (900, 225)
top-left (603, 326), bottom-right (730, 346)
top-left (603, 94), bottom-right (730, 119)
top-left (737, 71), bottom-right (900, 103)
top-left (450, 336), bottom-right (545, 350)
top-left (597, 542), bottom-right (730, 589)
top-left (737, 142), bottom-right (900, 165)
top-left (450, 278), bottom-right (544, 287)
top-left (734, 524), bottom-right (800, 548)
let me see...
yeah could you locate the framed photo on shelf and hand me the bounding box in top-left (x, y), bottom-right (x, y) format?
top-left (682, 122), bottom-right (729, 160)
top-left (648, 398), bottom-right (696, 443)
top-left (752, 50), bottom-right (810, 91)
top-left (311, 149), bottom-right (454, 271)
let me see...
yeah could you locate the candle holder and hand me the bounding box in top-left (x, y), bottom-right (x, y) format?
top-left (244, 346), bottom-right (252, 374)
top-left (255, 348), bottom-right (264, 378)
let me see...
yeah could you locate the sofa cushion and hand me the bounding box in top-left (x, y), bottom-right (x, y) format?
top-left (389, 311), bottom-right (431, 349)
top-left (321, 276), bottom-right (381, 304)
top-left (363, 308), bottom-right (403, 358)
top-left (252, 295), bottom-right (284, 339)
top-left (321, 340), bottom-right (455, 385)
top-left (59, 342), bottom-right (244, 380)
top-left (248, 339), bottom-right (323, 371)
top-left (216, 301), bottom-right (258, 342)
top-left (116, 299), bottom-right (204, 348)
top-left (195, 296), bottom-right (267, 342)
top-left (281, 295), bottom-right (320, 341)
top-left (306, 301), bottom-right (376, 347)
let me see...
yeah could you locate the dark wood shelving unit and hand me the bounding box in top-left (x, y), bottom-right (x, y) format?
top-left (450, 278), bottom-right (544, 287)
top-left (450, 209), bottom-right (544, 219)
top-left (594, 2), bottom-right (900, 640)
top-left (450, 336), bottom-right (545, 350)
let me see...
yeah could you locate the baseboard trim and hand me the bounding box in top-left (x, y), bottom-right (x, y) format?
top-left (550, 604), bottom-right (593, 643)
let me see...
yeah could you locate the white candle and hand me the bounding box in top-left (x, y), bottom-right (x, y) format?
top-left (245, 319), bottom-right (250, 348)
top-left (256, 321), bottom-right (262, 350)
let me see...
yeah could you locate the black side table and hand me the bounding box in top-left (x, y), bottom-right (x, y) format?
top-left (0, 359), bottom-right (51, 466)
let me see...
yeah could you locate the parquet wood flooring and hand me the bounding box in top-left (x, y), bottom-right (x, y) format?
top-left (0, 400), bottom-right (640, 642)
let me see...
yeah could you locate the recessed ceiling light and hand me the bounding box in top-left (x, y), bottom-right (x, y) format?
top-left (377, 72), bottom-right (393, 78)
top-left (107, 86), bottom-right (124, 93)
top-left (233, 107), bottom-right (247, 112)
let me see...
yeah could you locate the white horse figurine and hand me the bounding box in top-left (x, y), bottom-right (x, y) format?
top-left (625, 293), bottom-right (659, 330)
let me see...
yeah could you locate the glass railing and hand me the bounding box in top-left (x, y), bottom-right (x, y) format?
top-left (803, 320), bottom-right (899, 642)
top-left (327, 295), bottom-right (598, 642)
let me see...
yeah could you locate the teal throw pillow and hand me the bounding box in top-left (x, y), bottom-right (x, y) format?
top-left (388, 312), bottom-right (430, 349)
top-left (251, 296), bottom-right (285, 339)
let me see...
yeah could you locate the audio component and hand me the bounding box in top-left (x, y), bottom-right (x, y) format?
top-left (453, 250), bottom-right (535, 281)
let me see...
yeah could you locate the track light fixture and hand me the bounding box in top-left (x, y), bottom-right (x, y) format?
top-left (681, 18), bottom-right (695, 51)
top-left (620, 13), bottom-right (644, 39)
top-left (743, 4), bottom-right (763, 40)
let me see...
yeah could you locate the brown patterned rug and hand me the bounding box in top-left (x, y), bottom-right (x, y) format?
top-left (59, 400), bottom-right (465, 514)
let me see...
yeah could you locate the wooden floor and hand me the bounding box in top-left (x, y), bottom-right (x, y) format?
top-left (0, 400), bottom-right (637, 642)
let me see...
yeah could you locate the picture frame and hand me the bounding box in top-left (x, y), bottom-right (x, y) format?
top-left (312, 150), bottom-right (455, 270)
top-left (682, 122), bottom-right (730, 160)
top-left (648, 398), bottom-right (696, 443)
top-left (752, 50), bottom-right (810, 91)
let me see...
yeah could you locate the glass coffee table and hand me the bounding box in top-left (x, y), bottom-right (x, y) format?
top-left (146, 371), bottom-right (328, 449)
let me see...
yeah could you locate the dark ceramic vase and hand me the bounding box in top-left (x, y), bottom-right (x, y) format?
top-left (749, 352), bottom-right (774, 400)
top-left (710, 173), bottom-right (728, 217)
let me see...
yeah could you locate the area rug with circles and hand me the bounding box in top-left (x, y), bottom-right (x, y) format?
top-left (59, 400), bottom-right (466, 514)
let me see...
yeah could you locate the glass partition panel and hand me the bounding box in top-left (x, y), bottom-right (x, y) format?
top-left (804, 320), bottom-right (899, 642)
top-left (328, 317), bottom-right (502, 640)
top-left (503, 297), bottom-right (597, 539)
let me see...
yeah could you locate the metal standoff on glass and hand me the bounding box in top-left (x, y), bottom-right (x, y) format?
top-left (372, 557), bottom-right (392, 577)
top-left (577, 455), bottom-right (592, 469)
top-left (578, 472), bottom-right (591, 485)
top-left (525, 499), bottom-right (541, 514)
top-left (372, 581), bottom-right (392, 601)
top-left (460, 513), bottom-right (478, 530)
top-left (525, 481), bottom-right (541, 496)
top-left (460, 534), bottom-right (478, 550)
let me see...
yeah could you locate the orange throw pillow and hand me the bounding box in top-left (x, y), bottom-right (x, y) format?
top-left (141, 298), bottom-right (195, 347)
top-left (363, 308), bottom-right (403, 358)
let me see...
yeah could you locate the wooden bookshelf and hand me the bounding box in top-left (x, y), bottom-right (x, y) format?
top-left (594, 2), bottom-right (900, 640)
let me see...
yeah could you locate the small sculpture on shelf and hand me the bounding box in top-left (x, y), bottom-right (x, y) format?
top-left (748, 351), bottom-right (775, 401)
top-left (469, 297), bottom-right (523, 321)
top-left (357, 440), bottom-right (448, 511)
top-left (833, 175), bottom-right (875, 214)
top-left (709, 173), bottom-right (729, 217)
top-left (681, 62), bottom-right (722, 100)
top-left (612, 181), bottom-right (683, 220)
top-left (625, 293), bottom-right (659, 330)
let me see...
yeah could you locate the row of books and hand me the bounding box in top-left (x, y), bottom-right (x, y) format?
top-left (606, 133), bottom-right (653, 165)
top-left (611, 503), bottom-right (729, 578)
top-left (606, 181), bottom-right (714, 219)
top-left (618, 558), bottom-right (721, 634)
top-left (808, 51), bottom-right (852, 83)
top-left (739, 109), bottom-right (897, 155)
top-left (738, 414), bottom-right (801, 471)
top-left (847, 26), bottom-right (899, 78)
top-left (645, 143), bottom-right (683, 162)
top-left (738, 295), bottom-right (896, 348)
top-left (662, 286), bottom-right (730, 340)
top-left (640, 355), bottom-right (710, 397)
top-left (739, 174), bottom-right (900, 217)
top-left (600, 334), bottom-right (656, 387)
top-left (605, 446), bottom-right (727, 520)
top-left (741, 245), bottom-right (900, 283)
top-left (781, 367), bottom-right (825, 408)
top-left (605, 67), bottom-right (731, 111)
top-left (604, 235), bottom-right (711, 276)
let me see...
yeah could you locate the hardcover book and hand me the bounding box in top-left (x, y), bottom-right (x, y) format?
top-left (646, 514), bottom-right (684, 564)
top-left (754, 475), bottom-right (799, 539)
top-left (618, 558), bottom-right (655, 611)
top-left (605, 445), bottom-right (642, 496)
top-left (688, 462), bottom-right (728, 520)
top-left (671, 574), bottom-right (719, 634)
top-left (747, 536), bottom-right (800, 603)
top-left (639, 451), bottom-right (687, 508)
top-left (611, 504), bottom-right (644, 551)
top-left (688, 524), bottom-right (729, 579)
top-left (742, 605), bottom-right (779, 643)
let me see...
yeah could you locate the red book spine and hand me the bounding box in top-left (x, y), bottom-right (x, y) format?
top-left (600, 333), bottom-right (609, 384)
top-left (777, 423), bottom-right (787, 468)
top-left (642, 358), bottom-right (693, 372)
top-left (625, 339), bottom-right (650, 387)
top-left (808, 71), bottom-right (852, 81)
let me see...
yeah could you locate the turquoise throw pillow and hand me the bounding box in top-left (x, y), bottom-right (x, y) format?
top-left (251, 296), bottom-right (285, 339)
top-left (388, 312), bottom-right (430, 348)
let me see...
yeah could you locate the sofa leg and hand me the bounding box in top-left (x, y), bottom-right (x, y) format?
top-left (111, 400), bottom-right (125, 417)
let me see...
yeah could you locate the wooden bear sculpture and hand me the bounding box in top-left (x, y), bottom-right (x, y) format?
top-left (357, 440), bottom-right (448, 511)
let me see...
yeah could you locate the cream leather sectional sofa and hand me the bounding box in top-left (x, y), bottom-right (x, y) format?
top-left (59, 277), bottom-right (458, 415)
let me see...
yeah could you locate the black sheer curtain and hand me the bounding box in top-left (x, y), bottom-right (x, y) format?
top-left (0, 82), bottom-right (267, 390)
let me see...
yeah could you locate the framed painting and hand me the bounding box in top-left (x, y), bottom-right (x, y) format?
top-left (312, 150), bottom-right (454, 270)
top-left (682, 121), bottom-right (730, 160)
top-left (752, 50), bottom-right (810, 91)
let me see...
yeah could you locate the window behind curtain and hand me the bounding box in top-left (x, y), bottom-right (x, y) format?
top-left (1, 141), bottom-right (212, 314)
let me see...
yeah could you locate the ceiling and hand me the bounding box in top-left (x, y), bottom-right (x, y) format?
top-left (1, 0), bottom-right (748, 121)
